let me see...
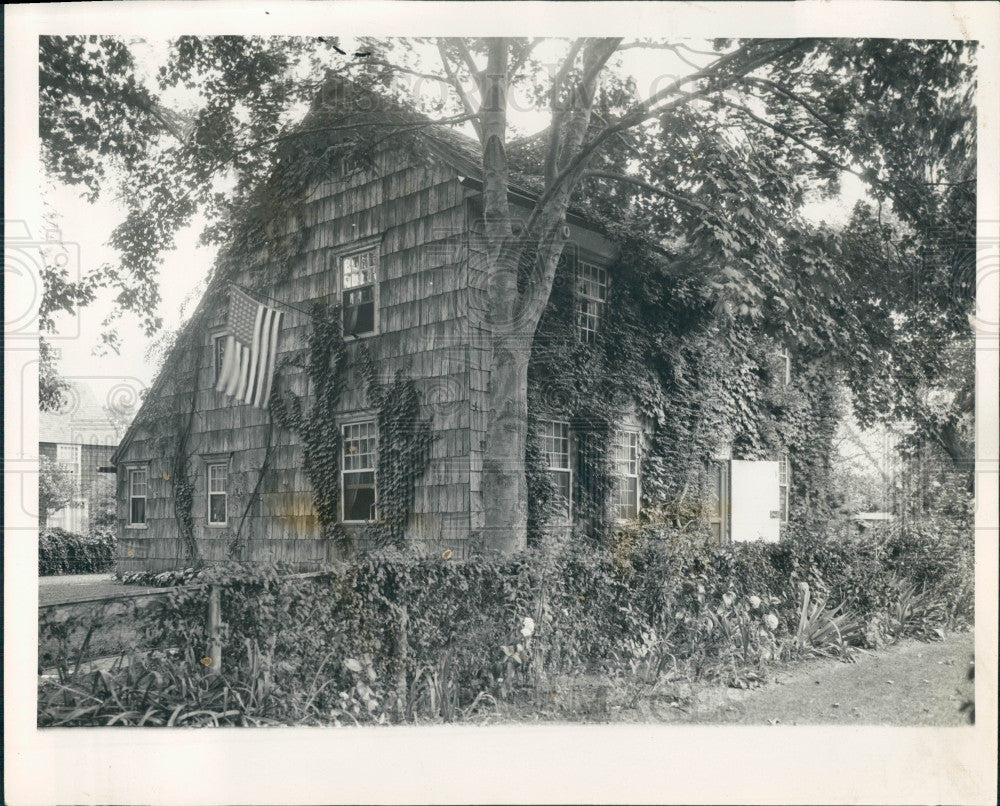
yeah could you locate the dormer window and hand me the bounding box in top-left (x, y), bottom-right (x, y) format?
top-left (576, 261), bottom-right (607, 343)
top-left (340, 248), bottom-right (378, 337)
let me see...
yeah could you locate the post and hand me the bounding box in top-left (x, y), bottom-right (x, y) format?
top-left (206, 584), bottom-right (222, 674)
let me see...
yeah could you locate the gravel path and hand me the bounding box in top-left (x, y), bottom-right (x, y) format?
top-left (38, 573), bottom-right (162, 606)
top-left (687, 630), bottom-right (975, 725)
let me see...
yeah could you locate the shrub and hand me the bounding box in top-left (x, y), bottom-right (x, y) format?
top-left (39, 528), bottom-right (116, 576)
top-left (39, 513), bottom-right (974, 726)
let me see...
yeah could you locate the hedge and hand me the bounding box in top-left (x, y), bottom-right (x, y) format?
top-left (39, 528), bottom-right (117, 576)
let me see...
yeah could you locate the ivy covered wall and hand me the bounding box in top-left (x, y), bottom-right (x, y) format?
top-left (526, 232), bottom-right (843, 544)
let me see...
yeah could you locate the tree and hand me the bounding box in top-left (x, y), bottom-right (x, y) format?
top-left (39, 456), bottom-right (78, 528)
top-left (39, 36), bottom-right (976, 551)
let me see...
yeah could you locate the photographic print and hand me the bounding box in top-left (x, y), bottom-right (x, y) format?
top-left (6, 3), bottom-right (998, 804)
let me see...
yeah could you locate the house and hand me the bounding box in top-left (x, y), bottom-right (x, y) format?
top-left (40, 381), bottom-right (119, 533)
top-left (112, 77), bottom-right (798, 573)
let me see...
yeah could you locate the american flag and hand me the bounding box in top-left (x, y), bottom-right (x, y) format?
top-left (215, 286), bottom-right (284, 409)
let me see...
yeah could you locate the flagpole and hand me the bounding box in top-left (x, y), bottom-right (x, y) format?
top-left (231, 283), bottom-right (316, 318)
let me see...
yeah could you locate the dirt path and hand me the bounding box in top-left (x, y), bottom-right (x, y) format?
top-left (685, 631), bottom-right (975, 725)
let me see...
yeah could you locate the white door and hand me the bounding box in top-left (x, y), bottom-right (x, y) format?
top-left (729, 459), bottom-right (781, 543)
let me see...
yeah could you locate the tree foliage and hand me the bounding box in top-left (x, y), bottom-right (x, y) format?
top-left (39, 36), bottom-right (976, 540)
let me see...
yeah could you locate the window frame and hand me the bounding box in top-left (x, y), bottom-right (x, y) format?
top-left (56, 443), bottom-right (83, 497)
top-left (541, 420), bottom-right (573, 522)
top-left (575, 260), bottom-right (608, 344)
top-left (612, 428), bottom-right (641, 522)
top-left (340, 419), bottom-right (378, 524)
top-left (212, 331), bottom-right (228, 385)
top-left (778, 454), bottom-right (790, 525)
top-left (206, 462), bottom-right (229, 527)
top-left (126, 466), bottom-right (148, 528)
top-left (338, 245), bottom-right (380, 339)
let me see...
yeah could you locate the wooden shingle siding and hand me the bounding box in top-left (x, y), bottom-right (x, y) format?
top-left (116, 139), bottom-right (480, 570)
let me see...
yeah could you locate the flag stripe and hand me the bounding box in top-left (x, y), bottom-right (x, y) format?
top-left (250, 307), bottom-right (274, 406)
top-left (216, 287), bottom-right (285, 410)
top-left (243, 305), bottom-right (266, 404)
top-left (260, 310), bottom-right (283, 408)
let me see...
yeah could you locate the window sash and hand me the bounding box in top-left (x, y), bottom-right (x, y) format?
top-left (213, 334), bottom-right (227, 383)
top-left (778, 456), bottom-right (790, 524)
top-left (207, 463), bottom-right (228, 524)
top-left (541, 421), bottom-right (572, 520)
top-left (341, 249), bottom-right (377, 290)
top-left (575, 261), bottom-right (607, 342)
top-left (128, 468), bottom-right (147, 525)
top-left (612, 430), bottom-right (640, 520)
top-left (342, 422), bottom-right (377, 522)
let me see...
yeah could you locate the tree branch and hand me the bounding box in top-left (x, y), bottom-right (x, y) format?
top-left (582, 170), bottom-right (712, 216)
top-left (437, 40), bottom-right (484, 141)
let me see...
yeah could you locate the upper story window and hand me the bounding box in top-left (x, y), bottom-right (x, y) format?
top-left (612, 429), bottom-right (640, 521)
top-left (341, 248), bottom-right (378, 337)
top-left (207, 463), bottom-right (229, 526)
top-left (212, 333), bottom-right (228, 384)
top-left (128, 466), bottom-right (148, 526)
top-left (342, 421), bottom-right (377, 522)
top-left (541, 420), bottom-right (572, 521)
top-left (576, 261), bottom-right (607, 343)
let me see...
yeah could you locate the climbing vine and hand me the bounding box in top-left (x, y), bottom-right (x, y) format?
top-left (269, 304), bottom-right (433, 551)
top-left (526, 232), bottom-right (843, 545)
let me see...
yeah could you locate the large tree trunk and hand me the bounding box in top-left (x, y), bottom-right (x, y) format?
top-left (481, 331), bottom-right (531, 553)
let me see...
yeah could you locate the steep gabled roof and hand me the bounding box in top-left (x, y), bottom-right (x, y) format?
top-left (111, 76), bottom-right (612, 463)
top-left (40, 381), bottom-right (119, 447)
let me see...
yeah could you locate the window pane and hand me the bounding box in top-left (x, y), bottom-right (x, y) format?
top-left (344, 294), bottom-right (375, 336)
top-left (215, 336), bottom-right (226, 381)
top-left (130, 497), bottom-right (146, 525)
top-left (342, 250), bottom-right (377, 290)
top-left (209, 493), bottom-right (227, 524)
top-left (209, 464), bottom-right (228, 493)
top-left (550, 469), bottom-right (571, 520)
top-left (343, 422), bottom-right (376, 470)
top-left (542, 421), bottom-right (570, 469)
top-left (343, 471), bottom-right (376, 521)
top-left (130, 469), bottom-right (147, 496)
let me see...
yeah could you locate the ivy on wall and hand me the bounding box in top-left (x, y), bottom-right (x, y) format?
top-left (526, 232), bottom-right (843, 544)
top-left (270, 305), bottom-right (433, 550)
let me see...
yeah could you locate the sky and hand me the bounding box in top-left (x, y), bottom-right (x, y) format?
top-left (42, 37), bottom-right (866, 413)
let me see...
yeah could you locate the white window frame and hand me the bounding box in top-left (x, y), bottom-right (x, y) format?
top-left (212, 331), bottom-right (228, 385)
top-left (612, 428), bottom-right (641, 522)
top-left (339, 246), bottom-right (379, 339)
top-left (206, 462), bottom-right (229, 526)
top-left (541, 420), bottom-right (573, 522)
top-left (126, 466), bottom-right (148, 528)
top-left (341, 420), bottom-right (377, 524)
top-left (778, 454), bottom-right (790, 525)
top-left (575, 260), bottom-right (608, 344)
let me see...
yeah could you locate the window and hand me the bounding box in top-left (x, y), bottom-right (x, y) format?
top-left (778, 455), bottom-right (790, 525)
top-left (342, 421), bottom-right (377, 522)
top-left (576, 261), bottom-right (607, 343)
top-left (128, 467), bottom-right (147, 526)
top-left (207, 463), bottom-right (228, 525)
top-left (340, 248), bottom-right (378, 337)
top-left (213, 333), bottom-right (228, 384)
top-left (612, 429), bottom-right (640, 520)
top-left (541, 420), bottom-right (572, 521)
top-left (56, 444), bottom-right (83, 496)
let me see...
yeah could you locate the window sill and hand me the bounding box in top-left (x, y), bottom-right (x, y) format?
top-left (125, 524), bottom-right (148, 530)
top-left (205, 523), bottom-right (229, 529)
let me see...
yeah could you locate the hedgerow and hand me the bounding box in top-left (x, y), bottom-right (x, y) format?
top-left (40, 512), bottom-right (973, 726)
top-left (39, 528), bottom-right (117, 576)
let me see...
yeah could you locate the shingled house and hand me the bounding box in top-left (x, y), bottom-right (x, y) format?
top-left (112, 78), bottom-right (791, 573)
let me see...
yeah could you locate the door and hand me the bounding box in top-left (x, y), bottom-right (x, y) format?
top-left (729, 459), bottom-right (781, 543)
